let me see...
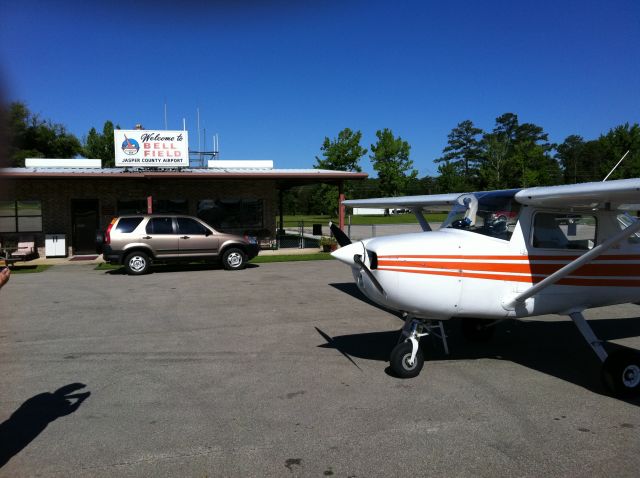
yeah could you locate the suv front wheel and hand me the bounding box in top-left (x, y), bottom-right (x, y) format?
top-left (125, 251), bottom-right (151, 275)
top-left (222, 248), bottom-right (247, 271)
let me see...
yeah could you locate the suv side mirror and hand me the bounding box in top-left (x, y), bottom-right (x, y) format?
top-left (205, 229), bottom-right (212, 237)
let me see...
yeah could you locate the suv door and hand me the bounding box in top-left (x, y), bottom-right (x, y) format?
top-left (144, 217), bottom-right (179, 258)
top-left (176, 216), bottom-right (218, 257)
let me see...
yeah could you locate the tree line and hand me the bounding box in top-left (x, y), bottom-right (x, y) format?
top-left (6, 102), bottom-right (117, 168)
top-left (5, 102), bottom-right (639, 216)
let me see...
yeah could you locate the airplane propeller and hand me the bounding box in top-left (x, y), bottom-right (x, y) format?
top-left (329, 221), bottom-right (352, 247)
top-left (354, 251), bottom-right (385, 295)
top-left (329, 223), bottom-right (385, 295)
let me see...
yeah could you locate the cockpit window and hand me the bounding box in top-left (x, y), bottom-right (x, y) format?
top-left (618, 213), bottom-right (640, 244)
top-left (442, 191), bottom-right (520, 241)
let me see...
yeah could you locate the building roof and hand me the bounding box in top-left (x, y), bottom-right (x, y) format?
top-left (0, 167), bottom-right (368, 182)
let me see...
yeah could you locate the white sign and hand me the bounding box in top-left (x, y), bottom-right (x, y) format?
top-left (114, 130), bottom-right (189, 167)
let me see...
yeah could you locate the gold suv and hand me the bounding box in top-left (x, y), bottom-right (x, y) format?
top-left (97, 215), bottom-right (259, 275)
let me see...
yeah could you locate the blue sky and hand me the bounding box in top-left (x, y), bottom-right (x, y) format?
top-left (1, 0), bottom-right (639, 176)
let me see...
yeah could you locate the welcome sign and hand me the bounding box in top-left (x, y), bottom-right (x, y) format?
top-left (114, 130), bottom-right (189, 167)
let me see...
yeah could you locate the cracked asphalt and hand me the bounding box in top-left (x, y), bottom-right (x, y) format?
top-left (1, 261), bottom-right (639, 477)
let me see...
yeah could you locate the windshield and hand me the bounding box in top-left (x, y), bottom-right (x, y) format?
top-left (442, 190), bottom-right (521, 241)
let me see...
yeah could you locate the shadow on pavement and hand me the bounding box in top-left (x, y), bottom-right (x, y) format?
top-left (323, 282), bottom-right (640, 403)
top-left (105, 262), bottom-right (259, 274)
top-left (0, 383), bottom-right (91, 468)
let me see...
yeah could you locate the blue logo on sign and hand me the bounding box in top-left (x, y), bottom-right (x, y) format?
top-left (121, 135), bottom-right (140, 155)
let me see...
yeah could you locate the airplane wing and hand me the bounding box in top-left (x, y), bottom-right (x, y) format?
top-left (342, 193), bottom-right (462, 211)
top-left (516, 178), bottom-right (640, 210)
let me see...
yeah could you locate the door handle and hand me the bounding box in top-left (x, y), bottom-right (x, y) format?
top-left (181, 236), bottom-right (190, 239)
top-left (143, 236), bottom-right (152, 239)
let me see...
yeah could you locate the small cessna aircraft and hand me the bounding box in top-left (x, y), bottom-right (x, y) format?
top-left (330, 178), bottom-right (640, 397)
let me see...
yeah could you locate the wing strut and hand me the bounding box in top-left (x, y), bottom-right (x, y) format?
top-left (411, 207), bottom-right (431, 232)
top-left (506, 216), bottom-right (640, 308)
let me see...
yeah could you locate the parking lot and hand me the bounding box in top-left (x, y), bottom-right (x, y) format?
top-left (1, 261), bottom-right (639, 477)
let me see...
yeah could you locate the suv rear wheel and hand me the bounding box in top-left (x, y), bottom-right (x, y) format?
top-left (222, 248), bottom-right (247, 270)
top-left (125, 251), bottom-right (151, 275)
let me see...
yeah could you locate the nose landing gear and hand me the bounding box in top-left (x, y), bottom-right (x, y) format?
top-left (389, 316), bottom-right (449, 378)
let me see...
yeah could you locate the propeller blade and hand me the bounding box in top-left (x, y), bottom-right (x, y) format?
top-left (354, 254), bottom-right (385, 295)
top-left (329, 221), bottom-right (352, 247)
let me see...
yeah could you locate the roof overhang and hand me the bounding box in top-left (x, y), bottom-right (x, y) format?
top-left (0, 168), bottom-right (368, 186)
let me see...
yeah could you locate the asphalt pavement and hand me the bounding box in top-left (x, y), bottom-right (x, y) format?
top-left (0, 261), bottom-right (639, 477)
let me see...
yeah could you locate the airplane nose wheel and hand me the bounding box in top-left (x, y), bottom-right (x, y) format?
top-left (390, 318), bottom-right (429, 378)
top-left (390, 340), bottom-right (424, 378)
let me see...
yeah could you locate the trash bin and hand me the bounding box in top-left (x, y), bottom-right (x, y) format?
top-left (312, 224), bottom-right (322, 235)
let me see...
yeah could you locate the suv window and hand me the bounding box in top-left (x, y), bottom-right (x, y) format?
top-left (115, 217), bottom-right (143, 233)
top-left (146, 217), bottom-right (174, 234)
top-left (177, 217), bottom-right (208, 235)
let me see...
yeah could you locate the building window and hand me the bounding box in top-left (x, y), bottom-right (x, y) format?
top-left (0, 200), bottom-right (43, 233)
top-left (117, 199), bottom-right (148, 215)
top-left (154, 199), bottom-right (188, 214)
top-left (197, 199), bottom-right (264, 231)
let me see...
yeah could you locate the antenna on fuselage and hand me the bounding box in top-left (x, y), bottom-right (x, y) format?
top-left (603, 150), bottom-right (630, 182)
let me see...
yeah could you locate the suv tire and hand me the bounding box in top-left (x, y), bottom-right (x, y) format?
top-left (125, 251), bottom-right (151, 275)
top-left (222, 248), bottom-right (247, 271)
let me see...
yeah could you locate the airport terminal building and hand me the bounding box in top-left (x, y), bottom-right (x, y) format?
top-left (0, 160), bottom-right (366, 257)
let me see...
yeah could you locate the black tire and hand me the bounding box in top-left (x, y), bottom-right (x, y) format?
top-left (390, 341), bottom-right (424, 378)
top-left (124, 251), bottom-right (151, 275)
top-left (95, 231), bottom-right (105, 254)
top-left (602, 349), bottom-right (640, 398)
top-left (461, 318), bottom-right (495, 342)
top-left (222, 248), bottom-right (247, 271)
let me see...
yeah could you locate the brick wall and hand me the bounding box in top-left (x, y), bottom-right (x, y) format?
top-left (1, 177), bottom-right (277, 256)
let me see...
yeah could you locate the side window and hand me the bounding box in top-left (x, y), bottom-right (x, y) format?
top-left (146, 217), bottom-right (174, 235)
top-left (115, 217), bottom-right (143, 233)
top-left (177, 217), bottom-right (208, 235)
top-left (532, 213), bottom-right (596, 250)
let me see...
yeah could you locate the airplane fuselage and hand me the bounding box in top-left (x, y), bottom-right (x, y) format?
top-left (334, 206), bottom-right (640, 320)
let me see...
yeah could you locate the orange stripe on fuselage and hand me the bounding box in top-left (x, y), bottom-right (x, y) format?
top-left (374, 254), bottom-right (640, 287)
top-left (376, 259), bottom-right (640, 277)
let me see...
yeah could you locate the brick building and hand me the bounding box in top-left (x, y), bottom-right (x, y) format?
top-left (0, 164), bottom-right (366, 257)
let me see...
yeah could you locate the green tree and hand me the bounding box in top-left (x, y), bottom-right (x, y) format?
top-left (478, 113), bottom-right (559, 188)
top-left (315, 128), bottom-right (367, 172)
top-left (434, 120), bottom-right (483, 189)
top-left (84, 120), bottom-right (119, 167)
top-left (312, 128), bottom-right (368, 216)
top-left (7, 102), bottom-right (82, 166)
top-left (370, 128), bottom-right (417, 199)
top-left (555, 124), bottom-right (640, 183)
top-left (598, 123), bottom-right (640, 180)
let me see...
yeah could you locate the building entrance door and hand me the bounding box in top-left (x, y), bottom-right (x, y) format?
top-left (72, 199), bottom-right (99, 254)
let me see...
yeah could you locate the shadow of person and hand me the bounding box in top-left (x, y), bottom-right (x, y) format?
top-left (0, 383), bottom-right (90, 467)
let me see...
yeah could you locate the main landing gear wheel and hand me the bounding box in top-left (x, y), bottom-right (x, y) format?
top-left (461, 318), bottom-right (495, 342)
top-left (602, 349), bottom-right (640, 398)
top-left (390, 341), bottom-right (424, 379)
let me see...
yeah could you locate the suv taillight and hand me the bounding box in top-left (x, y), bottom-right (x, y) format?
top-left (105, 218), bottom-right (116, 244)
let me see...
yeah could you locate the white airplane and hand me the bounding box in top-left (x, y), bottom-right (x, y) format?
top-left (330, 178), bottom-right (640, 397)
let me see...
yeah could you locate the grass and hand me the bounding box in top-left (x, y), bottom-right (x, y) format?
top-left (280, 213), bottom-right (447, 226)
top-left (94, 252), bottom-right (334, 271)
top-left (7, 264), bottom-right (53, 274)
top-left (250, 253), bottom-right (332, 263)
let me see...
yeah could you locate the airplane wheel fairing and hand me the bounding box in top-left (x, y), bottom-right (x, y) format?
top-left (602, 349), bottom-right (640, 397)
top-left (390, 342), bottom-right (424, 378)
top-left (461, 318), bottom-right (495, 342)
